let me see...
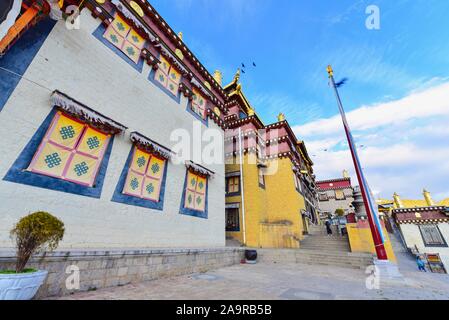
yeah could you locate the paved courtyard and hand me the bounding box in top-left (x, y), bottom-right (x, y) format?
top-left (50, 252), bottom-right (449, 300)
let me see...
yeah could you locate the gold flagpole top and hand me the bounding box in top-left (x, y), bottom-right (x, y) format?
top-left (327, 65), bottom-right (334, 77)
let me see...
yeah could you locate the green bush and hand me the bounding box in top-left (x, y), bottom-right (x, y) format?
top-left (10, 212), bottom-right (65, 273)
top-left (335, 208), bottom-right (345, 217)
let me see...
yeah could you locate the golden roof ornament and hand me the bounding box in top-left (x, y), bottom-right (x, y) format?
top-left (343, 169), bottom-right (350, 178)
top-left (234, 68), bottom-right (241, 83)
top-left (213, 70), bottom-right (223, 86)
top-left (327, 65), bottom-right (334, 77)
top-left (423, 189), bottom-right (435, 206)
top-left (178, 32), bottom-right (183, 41)
top-left (393, 192), bottom-right (403, 208)
top-left (277, 113), bottom-right (285, 122)
top-left (247, 108), bottom-right (255, 116)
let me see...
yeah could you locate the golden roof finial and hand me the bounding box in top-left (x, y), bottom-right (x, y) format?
top-left (423, 189), bottom-right (435, 206)
top-left (393, 192), bottom-right (403, 209)
top-left (178, 32), bottom-right (183, 40)
top-left (277, 112), bottom-right (286, 122)
top-left (234, 68), bottom-right (241, 83)
top-left (248, 108), bottom-right (255, 116)
top-left (327, 65), bottom-right (333, 77)
top-left (343, 169), bottom-right (349, 179)
top-left (213, 70), bottom-right (223, 86)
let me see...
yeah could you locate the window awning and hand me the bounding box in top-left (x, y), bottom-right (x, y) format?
top-left (51, 90), bottom-right (128, 134)
top-left (0, 0), bottom-right (21, 41)
top-left (185, 160), bottom-right (215, 177)
top-left (130, 131), bottom-right (174, 160)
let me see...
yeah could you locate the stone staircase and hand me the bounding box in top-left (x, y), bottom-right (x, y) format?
top-left (258, 224), bottom-right (373, 269)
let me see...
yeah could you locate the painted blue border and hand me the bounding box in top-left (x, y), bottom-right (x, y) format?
top-left (186, 100), bottom-right (209, 127)
top-left (147, 67), bottom-right (182, 104)
top-left (179, 170), bottom-right (209, 219)
top-left (0, 17), bottom-right (56, 112)
top-left (111, 146), bottom-right (168, 211)
top-left (3, 108), bottom-right (114, 199)
top-left (92, 23), bottom-right (144, 73)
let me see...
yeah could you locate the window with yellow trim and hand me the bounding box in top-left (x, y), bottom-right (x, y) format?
top-left (28, 112), bottom-right (111, 187)
top-left (103, 14), bottom-right (145, 64)
top-left (227, 176), bottom-right (240, 194)
top-left (122, 147), bottom-right (166, 202)
top-left (154, 55), bottom-right (182, 97)
top-left (184, 171), bottom-right (207, 212)
top-left (191, 88), bottom-right (207, 120)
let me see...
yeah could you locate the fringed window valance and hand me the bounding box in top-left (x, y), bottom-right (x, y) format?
top-left (50, 91), bottom-right (127, 135)
top-left (185, 160), bottom-right (215, 177)
top-left (130, 132), bottom-right (174, 160)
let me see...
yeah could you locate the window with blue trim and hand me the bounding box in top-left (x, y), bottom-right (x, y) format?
top-left (111, 145), bottom-right (169, 211)
top-left (103, 14), bottom-right (146, 65)
top-left (3, 108), bottom-right (114, 199)
top-left (179, 170), bottom-right (208, 219)
top-left (153, 55), bottom-right (182, 97)
top-left (191, 88), bottom-right (207, 120)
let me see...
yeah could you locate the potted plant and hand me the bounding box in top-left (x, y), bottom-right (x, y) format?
top-left (0, 211), bottom-right (64, 300)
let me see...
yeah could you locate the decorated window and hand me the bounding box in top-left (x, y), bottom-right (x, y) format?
top-left (27, 112), bottom-right (110, 187)
top-left (335, 189), bottom-right (345, 200)
top-left (191, 88), bottom-right (207, 120)
top-left (319, 193), bottom-right (329, 201)
top-left (184, 171), bottom-right (208, 212)
top-left (293, 173), bottom-right (302, 193)
top-left (154, 55), bottom-right (182, 97)
top-left (226, 208), bottom-right (240, 232)
top-left (122, 146), bottom-right (167, 202)
top-left (419, 225), bottom-right (447, 247)
top-left (227, 176), bottom-right (240, 194)
top-left (103, 14), bottom-right (145, 64)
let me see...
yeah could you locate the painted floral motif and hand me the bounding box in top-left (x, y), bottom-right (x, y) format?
top-left (131, 35), bottom-right (139, 43)
top-left (151, 163), bottom-right (160, 174)
top-left (188, 194), bottom-right (193, 204)
top-left (196, 196), bottom-right (202, 205)
top-left (116, 22), bottom-right (125, 32)
top-left (126, 46), bottom-right (136, 56)
top-left (110, 34), bottom-right (119, 43)
top-left (137, 156), bottom-right (146, 168)
top-left (146, 183), bottom-right (154, 194)
top-left (191, 178), bottom-right (196, 187)
top-left (60, 126), bottom-right (75, 140)
top-left (74, 162), bottom-right (89, 177)
top-left (198, 181), bottom-right (204, 190)
top-left (45, 153), bottom-right (62, 168)
top-left (130, 178), bottom-right (139, 190)
top-left (86, 136), bottom-right (100, 150)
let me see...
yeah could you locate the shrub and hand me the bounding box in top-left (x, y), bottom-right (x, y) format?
top-left (335, 208), bottom-right (345, 217)
top-left (10, 212), bottom-right (65, 273)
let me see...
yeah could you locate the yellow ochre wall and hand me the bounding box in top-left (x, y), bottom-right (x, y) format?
top-left (346, 223), bottom-right (397, 262)
top-left (225, 155), bottom-right (307, 248)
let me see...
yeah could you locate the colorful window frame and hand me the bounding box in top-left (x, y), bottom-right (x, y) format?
top-left (3, 108), bottom-right (114, 198)
top-left (27, 111), bottom-right (111, 187)
top-left (191, 88), bottom-right (207, 120)
top-left (226, 176), bottom-right (240, 195)
top-left (111, 145), bottom-right (169, 211)
top-left (419, 225), bottom-right (448, 247)
top-left (179, 170), bottom-right (208, 219)
top-left (103, 14), bottom-right (145, 65)
top-left (153, 55), bottom-right (182, 97)
top-left (122, 147), bottom-right (166, 202)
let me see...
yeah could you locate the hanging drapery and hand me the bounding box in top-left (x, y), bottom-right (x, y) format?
top-left (0, 0), bottom-right (22, 41)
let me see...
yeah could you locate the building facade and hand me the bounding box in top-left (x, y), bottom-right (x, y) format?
top-left (0, 0), bottom-right (229, 249)
top-left (390, 190), bottom-right (449, 269)
top-left (223, 71), bottom-right (319, 249)
top-left (316, 171), bottom-right (355, 219)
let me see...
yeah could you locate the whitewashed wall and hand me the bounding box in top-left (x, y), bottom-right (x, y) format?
top-left (0, 10), bottom-right (225, 249)
top-left (400, 223), bottom-right (449, 269)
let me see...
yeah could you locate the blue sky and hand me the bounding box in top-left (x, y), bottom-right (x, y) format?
top-left (150, 0), bottom-right (449, 200)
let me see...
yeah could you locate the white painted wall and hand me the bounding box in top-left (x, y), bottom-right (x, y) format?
top-left (0, 10), bottom-right (225, 249)
top-left (400, 223), bottom-right (449, 269)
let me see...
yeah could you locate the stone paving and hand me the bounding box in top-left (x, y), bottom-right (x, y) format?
top-left (49, 251), bottom-right (449, 300)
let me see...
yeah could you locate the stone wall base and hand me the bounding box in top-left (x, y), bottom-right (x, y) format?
top-left (0, 248), bottom-right (244, 299)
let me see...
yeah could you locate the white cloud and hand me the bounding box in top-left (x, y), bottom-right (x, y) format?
top-left (293, 81), bottom-right (449, 137)
top-left (296, 82), bottom-right (449, 199)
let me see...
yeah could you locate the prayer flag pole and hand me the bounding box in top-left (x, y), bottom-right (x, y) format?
top-left (327, 65), bottom-right (388, 260)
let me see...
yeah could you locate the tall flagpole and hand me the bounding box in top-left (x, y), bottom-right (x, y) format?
top-left (327, 65), bottom-right (388, 260)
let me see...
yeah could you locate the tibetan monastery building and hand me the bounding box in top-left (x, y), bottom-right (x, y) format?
top-left (223, 70), bottom-right (319, 249)
top-left (0, 0), bottom-right (228, 248)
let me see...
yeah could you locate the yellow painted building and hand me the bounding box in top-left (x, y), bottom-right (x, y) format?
top-left (223, 70), bottom-right (319, 249)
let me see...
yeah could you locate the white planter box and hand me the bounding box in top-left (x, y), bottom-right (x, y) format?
top-left (0, 270), bottom-right (48, 300)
